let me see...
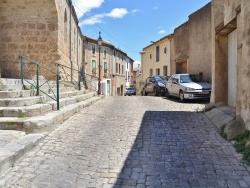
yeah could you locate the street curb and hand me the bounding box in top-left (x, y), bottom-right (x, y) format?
top-left (205, 108), bottom-right (234, 131)
top-left (0, 133), bottom-right (44, 177)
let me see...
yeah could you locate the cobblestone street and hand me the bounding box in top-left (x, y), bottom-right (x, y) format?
top-left (1, 96), bottom-right (250, 188)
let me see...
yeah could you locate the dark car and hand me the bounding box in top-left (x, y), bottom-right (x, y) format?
top-left (124, 87), bottom-right (136, 96)
top-left (142, 76), bottom-right (167, 96)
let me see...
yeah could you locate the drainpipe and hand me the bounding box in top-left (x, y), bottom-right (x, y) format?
top-left (69, 3), bottom-right (72, 81)
top-left (168, 35), bottom-right (173, 75)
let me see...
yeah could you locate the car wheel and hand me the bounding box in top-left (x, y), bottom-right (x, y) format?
top-left (179, 91), bottom-right (185, 102)
top-left (153, 88), bottom-right (158, 96)
top-left (143, 89), bottom-right (147, 96)
top-left (165, 89), bottom-right (170, 98)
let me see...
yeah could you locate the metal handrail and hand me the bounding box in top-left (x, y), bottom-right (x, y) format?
top-left (19, 55), bottom-right (60, 110)
top-left (55, 63), bottom-right (81, 90)
top-left (55, 63), bottom-right (99, 93)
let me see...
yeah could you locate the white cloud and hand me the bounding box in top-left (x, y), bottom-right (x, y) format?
top-left (153, 6), bottom-right (158, 10)
top-left (80, 8), bottom-right (128, 25)
top-left (132, 9), bottom-right (139, 14)
top-left (158, 30), bottom-right (166, 34)
top-left (80, 14), bottom-right (104, 25)
top-left (106, 8), bottom-right (128, 18)
top-left (72, 0), bottom-right (104, 18)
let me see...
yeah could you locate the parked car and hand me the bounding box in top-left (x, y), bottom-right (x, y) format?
top-left (124, 87), bottom-right (136, 96)
top-left (166, 73), bottom-right (211, 102)
top-left (142, 76), bottom-right (167, 96)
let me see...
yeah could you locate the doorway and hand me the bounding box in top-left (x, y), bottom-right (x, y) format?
top-left (228, 29), bottom-right (237, 107)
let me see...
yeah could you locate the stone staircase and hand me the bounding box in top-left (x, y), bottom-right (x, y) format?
top-left (0, 78), bottom-right (103, 133)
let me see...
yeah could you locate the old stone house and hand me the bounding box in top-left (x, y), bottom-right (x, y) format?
top-left (0, 0), bottom-right (83, 80)
top-left (83, 35), bottom-right (134, 96)
top-left (211, 0), bottom-right (250, 129)
top-left (141, 34), bottom-right (172, 82)
top-left (172, 3), bottom-right (212, 82)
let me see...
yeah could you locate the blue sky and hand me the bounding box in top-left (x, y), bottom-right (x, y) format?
top-left (72, 0), bottom-right (211, 66)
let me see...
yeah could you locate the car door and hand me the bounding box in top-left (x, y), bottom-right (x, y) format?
top-left (144, 77), bottom-right (152, 93)
top-left (169, 75), bottom-right (180, 97)
top-left (148, 77), bottom-right (155, 93)
top-left (167, 75), bottom-right (175, 95)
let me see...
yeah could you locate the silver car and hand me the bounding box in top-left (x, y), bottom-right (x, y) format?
top-left (166, 74), bottom-right (211, 102)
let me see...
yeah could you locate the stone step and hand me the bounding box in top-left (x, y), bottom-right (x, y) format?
top-left (0, 91), bottom-right (95, 117)
top-left (0, 96), bottom-right (46, 107)
top-left (0, 96), bottom-right (103, 133)
top-left (0, 78), bottom-right (23, 85)
top-left (47, 91), bottom-right (95, 110)
top-left (0, 104), bottom-right (52, 117)
top-left (0, 84), bottom-right (23, 91)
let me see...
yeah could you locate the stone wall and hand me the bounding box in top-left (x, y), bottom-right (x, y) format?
top-left (173, 21), bottom-right (189, 68)
top-left (172, 3), bottom-right (212, 81)
top-left (189, 3), bottom-right (212, 82)
top-left (0, 0), bottom-right (83, 81)
top-left (211, 0), bottom-right (250, 129)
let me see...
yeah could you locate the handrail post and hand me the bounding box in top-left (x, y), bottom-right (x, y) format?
top-left (20, 56), bottom-right (24, 86)
top-left (56, 74), bottom-right (60, 110)
top-left (36, 64), bottom-right (39, 96)
top-left (78, 67), bottom-right (81, 91)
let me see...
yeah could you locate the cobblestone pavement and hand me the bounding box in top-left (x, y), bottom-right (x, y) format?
top-left (1, 96), bottom-right (250, 188)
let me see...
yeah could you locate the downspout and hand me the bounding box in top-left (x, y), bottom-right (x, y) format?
top-left (168, 35), bottom-right (173, 75)
top-left (69, 3), bottom-right (72, 81)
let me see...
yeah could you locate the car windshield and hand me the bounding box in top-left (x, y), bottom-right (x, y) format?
top-left (127, 88), bottom-right (135, 90)
top-left (189, 74), bottom-right (206, 82)
top-left (155, 76), bottom-right (166, 81)
top-left (180, 75), bottom-right (192, 83)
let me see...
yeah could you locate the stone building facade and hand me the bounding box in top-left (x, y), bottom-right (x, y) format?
top-left (172, 3), bottom-right (212, 82)
top-left (83, 35), bottom-right (134, 96)
top-left (141, 34), bottom-right (172, 82)
top-left (0, 0), bottom-right (83, 80)
top-left (211, 0), bottom-right (250, 129)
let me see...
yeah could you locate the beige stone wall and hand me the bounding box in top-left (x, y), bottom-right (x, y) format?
top-left (0, 0), bottom-right (58, 78)
top-left (0, 0), bottom-right (83, 81)
top-left (240, 0), bottom-right (250, 128)
top-left (55, 0), bottom-right (83, 81)
top-left (211, 0), bottom-right (250, 129)
top-left (141, 36), bottom-right (172, 82)
top-left (172, 21), bottom-right (189, 74)
top-left (188, 3), bottom-right (212, 82)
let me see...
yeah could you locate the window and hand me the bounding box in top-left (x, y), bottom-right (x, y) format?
top-left (92, 44), bottom-right (96, 55)
top-left (149, 69), bottom-right (153, 76)
top-left (150, 54), bottom-right (152, 59)
top-left (104, 62), bottom-right (108, 74)
top-left (163, 66), bottom-right (168, 76)
top-left (92, 60), bottom-right (96, 74)
top-left (156, 68), bottom-right (160, 75)
top-left (119, 64), bottom-right (121, 74)
top-left (64, 9), bottom-right (67, 42)
top-left (122, 65), bottom-right (124, 75)
top-left (156, 46), bottom-right (160, 62)
top-left (104, 48), bottom-right (107, 58)
top-left (116, 63), bottom-right (118, 73)
top-left (164, 47), bottom-right (167, 54)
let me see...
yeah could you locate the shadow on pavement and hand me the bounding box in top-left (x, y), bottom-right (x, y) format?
top-left (113, 111), bottom-right (249, 188)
